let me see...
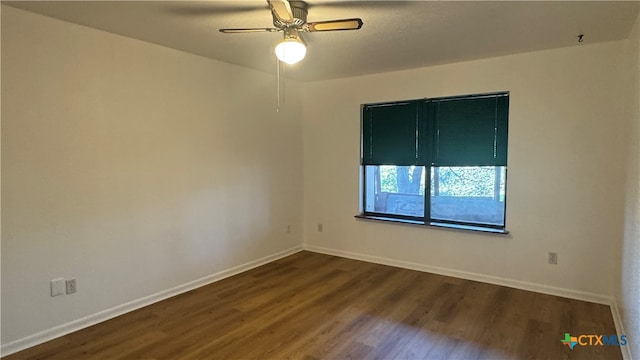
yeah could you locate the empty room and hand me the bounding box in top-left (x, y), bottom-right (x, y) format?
top-left (1, 1), bottom-right (639, 359)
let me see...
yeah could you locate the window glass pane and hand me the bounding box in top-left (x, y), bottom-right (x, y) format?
top-left (365, 165), bottom-right (425, 217)
top-left (430, 166), bottom-right (506, 226)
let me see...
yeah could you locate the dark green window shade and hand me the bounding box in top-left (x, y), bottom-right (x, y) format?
top-left (362, 102), bottom-right (420, 165)
top-left (430, 94), bottom-right (509, 166)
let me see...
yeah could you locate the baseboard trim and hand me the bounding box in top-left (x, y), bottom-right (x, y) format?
top-left (303, 244), bottom-right (611, 305)
top-left (610, 299), bottom-right (632, 360)
top-left (1, 245), bottom-right (303, 357)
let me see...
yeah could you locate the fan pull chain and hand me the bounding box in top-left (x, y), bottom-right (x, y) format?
top-left (276, 59), bottom-right (281, 112)
top-left (276, 59), bottom-right (287, 112)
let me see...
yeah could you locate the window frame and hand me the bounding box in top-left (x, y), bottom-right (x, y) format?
top-left (358, 92), bottom-right (509, 233)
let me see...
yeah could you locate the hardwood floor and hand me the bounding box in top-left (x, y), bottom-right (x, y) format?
top-left (4, 251), bottom-right (621, 360)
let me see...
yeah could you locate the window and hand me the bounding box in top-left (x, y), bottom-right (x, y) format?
top-left (360, 93), bottom-right (509, 232)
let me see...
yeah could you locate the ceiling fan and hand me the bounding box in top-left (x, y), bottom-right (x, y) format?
top-left (219, 0), bottom-right (363, 64)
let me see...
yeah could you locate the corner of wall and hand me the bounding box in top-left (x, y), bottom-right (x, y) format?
top-left (615, 9), bottom-right (640, 360)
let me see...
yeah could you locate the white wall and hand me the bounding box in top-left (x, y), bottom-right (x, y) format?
top-left (1, 6), bottom-right (303, 348)
top-left (618, 12), bottom-right (640, 360)
top-left (302, 39), bottom-right (633, 300)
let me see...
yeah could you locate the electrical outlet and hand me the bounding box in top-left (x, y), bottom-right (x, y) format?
top-left (548, 252), bottom-right (558, 265)
top-left (51, 278), bottom-right (65, 297)
top-left (318, 223), bottom-right (323, 232)
top-left (66, 279), bottom-right (77, 294)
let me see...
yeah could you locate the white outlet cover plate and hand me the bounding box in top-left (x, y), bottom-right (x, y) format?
top-left (66, 279), bottom-right (77, 294)
top-left (51, 278), bottom-right (65, 297)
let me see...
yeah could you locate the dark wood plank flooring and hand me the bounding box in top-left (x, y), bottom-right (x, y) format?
top-left (3, 251), bottom-right (622, 359)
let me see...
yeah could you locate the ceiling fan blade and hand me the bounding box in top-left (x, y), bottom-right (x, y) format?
top-left (306, 18), bottom-right (363, 32)
top-left (267, 0), bottom-right (294, 23)
top-left (219, 27), bottom-right (280, 33)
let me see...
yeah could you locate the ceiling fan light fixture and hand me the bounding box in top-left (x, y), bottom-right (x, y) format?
top-left (275, 28), bottom-right (306, 64)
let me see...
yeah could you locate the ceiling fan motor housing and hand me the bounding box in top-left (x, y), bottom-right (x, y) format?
top-left (273, 0), bottom-right (308, 28)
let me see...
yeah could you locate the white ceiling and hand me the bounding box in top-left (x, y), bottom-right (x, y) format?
top-left (4, 1), bottom-right (639, 81)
